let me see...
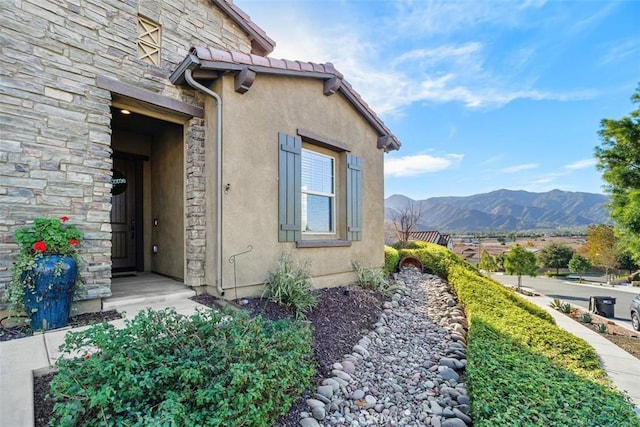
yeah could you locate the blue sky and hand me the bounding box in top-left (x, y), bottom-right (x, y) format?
top-left (235, 0), bottom-right (639, 199)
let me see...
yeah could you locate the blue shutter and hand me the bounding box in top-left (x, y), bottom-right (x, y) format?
top-left (278, 132), bottom-right (302, 241)
top-left (346, 154), bottom-right (362, 241)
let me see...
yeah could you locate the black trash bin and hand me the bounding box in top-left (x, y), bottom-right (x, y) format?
top-left (589, 296), bottom-right (616, 318)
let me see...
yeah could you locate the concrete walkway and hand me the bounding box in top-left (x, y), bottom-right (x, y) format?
top-left (521, 291), bottom-right (640, 413)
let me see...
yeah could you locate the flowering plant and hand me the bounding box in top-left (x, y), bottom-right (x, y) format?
top-left (3, 217), bottom-right (84, 318)
top-left (13, 216), bottom-right (82, 258)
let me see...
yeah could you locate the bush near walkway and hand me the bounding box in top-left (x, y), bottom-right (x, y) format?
top-left (391, 243), bottom-right (640, 427)
top-left (49, 308), bottom-right (314, 427)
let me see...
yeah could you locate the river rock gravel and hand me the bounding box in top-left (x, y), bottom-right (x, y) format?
top-left (297, 269), bottom-right (472, 426)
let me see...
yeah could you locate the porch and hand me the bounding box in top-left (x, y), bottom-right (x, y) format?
top-left (103, 273), bottom-right (196, 311)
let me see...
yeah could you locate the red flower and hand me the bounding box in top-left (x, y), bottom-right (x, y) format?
top-left (84, 354), bottom-right (90, 360)
top-left (33, 241), bottom-right (47, 252)
top-left (60, 216), bottom-right (69, 222)
top-left (69, 238), bottom-right (79, 246)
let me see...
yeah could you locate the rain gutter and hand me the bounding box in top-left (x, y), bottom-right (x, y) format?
top-left (182, 67), bottom-right (224, 296)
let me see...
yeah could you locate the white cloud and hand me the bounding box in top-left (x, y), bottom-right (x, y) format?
top-left (236, 0), bottom-right (598, 116)
top-left (391, 43), bottom-right (484, 67)
top-left (565, 159), bottom-right (598, 170)
top-left (501, 163), bottom-right (539, 173)
top-left (385, 154), bottom-right (463, 177)
top-left (392, 0), bottom-right (544, 36)
top-left (599, 39), bottom-right (640, 66)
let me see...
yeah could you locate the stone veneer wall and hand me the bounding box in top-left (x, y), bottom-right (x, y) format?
top-left (0, 0), bottom-right (252, 299)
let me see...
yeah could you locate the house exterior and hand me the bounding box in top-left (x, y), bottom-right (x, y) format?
top-left (409, 231), bottom-right (454, 250)
top-left (0, 0), bottom-right (400, 311)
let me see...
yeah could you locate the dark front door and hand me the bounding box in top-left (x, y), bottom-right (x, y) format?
top-left (111, 156), bottom-right (142, 271)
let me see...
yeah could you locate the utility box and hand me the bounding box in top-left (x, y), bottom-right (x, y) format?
top-left (589, 296), bottom-right (616, 318)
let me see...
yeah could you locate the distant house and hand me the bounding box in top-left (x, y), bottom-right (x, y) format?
top-left (455, 247), bottom-right (479, 264)
top-left (0, 0), bottom-right (401, 312)
top-left (409, 231), bottom-right (454, 250)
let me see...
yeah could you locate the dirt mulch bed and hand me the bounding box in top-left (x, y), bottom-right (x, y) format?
top-left (33, 286), bottom-right (388, 427)
top-left (567, 309), bottom-right (640, 360)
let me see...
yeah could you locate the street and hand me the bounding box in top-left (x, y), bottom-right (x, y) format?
top-left (490, 273), bottom-right (639, 330)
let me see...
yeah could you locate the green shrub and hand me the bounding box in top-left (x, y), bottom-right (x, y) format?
top-left (468, 319), bottom-right (638, 427)
top-left (580, 312), bottom-right (592, 323)
top-left (596, 323), bottom-right (608, 333)
top-left (544, 271), bottom-right (568, 278)
top-left (352, 261), bottom-right (396, 296)
top-left (391, 240), bottom-right (432, 250)
top-left (263, 254), bottom-right (317, 318)
top-left (550, 298), bottom-right (564, 310)
top-left (550, 298), bottom-right (574, 315)
top-left (384, 245), bottom-right (400, 273)
top-left (50, 308), bottom-right (315, 427)
top-left (415, 242), bottom-right (640, 426)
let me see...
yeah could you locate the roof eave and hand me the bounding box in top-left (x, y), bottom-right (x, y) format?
top-left (211, 0), bottom-right (276, 56)
top-left (171, 49), bottom-right (401, 152)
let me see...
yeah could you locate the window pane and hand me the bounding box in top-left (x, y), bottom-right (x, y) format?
top-left (302, 194), bottom-right (332, 232)
top-left (302, 150), bottom-right (333, 194)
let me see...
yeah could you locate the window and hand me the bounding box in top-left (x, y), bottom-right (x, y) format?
top-left (302, 150), bottom-right (334, 233)
top-left (278, 132), bottom-right (362, 244)
top-left (137, 16), bottom-right (161, 65)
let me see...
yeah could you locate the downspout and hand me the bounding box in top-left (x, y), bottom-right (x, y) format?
top-left (184, 68), bottom-right (224, 296)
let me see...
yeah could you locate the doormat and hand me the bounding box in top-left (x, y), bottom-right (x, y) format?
top-left (112, 273), bottom-right (137, 278)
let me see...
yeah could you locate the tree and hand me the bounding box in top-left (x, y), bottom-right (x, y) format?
top-left (582, 224), bottom-right (618, 284)
top-left (568, 253), bottom-right (592, 283)
top-left (503, 244), bottom-right (538, 291)
top-left (595, 84), bottom-right (640, 261)
top-left (617, 250), bottom-right (639, 274)
top-left (494, 253), bottom-right (505, 271)
top-left (478, 249), bottom-right (498, 272)
top-left (536, 242), bottom-right (574, 274)
top-left (391, 200), bottom-right (424, 247)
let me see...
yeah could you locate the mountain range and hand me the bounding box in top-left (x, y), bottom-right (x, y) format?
top-left (384, 189), bottom-right (610, 232)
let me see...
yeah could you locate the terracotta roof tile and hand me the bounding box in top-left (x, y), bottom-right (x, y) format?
top-left (267, 57), bottom-right (287, 69)
top-left (283, 59), bottom-right (301, 71)
top-left (251, 55), bottom-right (271, 67)
top-left (230, 51), bottom-right (252, 64)
top-left (299, 62), bottom-right (314, 72)
top-left (410, 231), bottom-right (451, 247)
top-left (214, 49), bottom-right (234, 62)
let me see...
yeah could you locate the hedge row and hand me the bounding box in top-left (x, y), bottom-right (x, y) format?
top-left (386, 243), bottom-right (640, 426)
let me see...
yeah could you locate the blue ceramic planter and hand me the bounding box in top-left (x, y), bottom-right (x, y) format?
top-left (22, 254), bottom-right (77, 330)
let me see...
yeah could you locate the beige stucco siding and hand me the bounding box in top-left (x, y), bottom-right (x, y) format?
top-left (210, 74), bottom-right (385, 297)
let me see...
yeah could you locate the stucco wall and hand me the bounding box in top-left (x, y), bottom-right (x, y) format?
top-left (151, 125), bottom-right (185, 280)
top-left (0, 0), bottom-right (253, 298)
top-left (211, 74), bottom-right (386, 297)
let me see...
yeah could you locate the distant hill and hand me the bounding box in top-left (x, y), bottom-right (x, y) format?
top-left (384, 189), bottom-right (610, 232)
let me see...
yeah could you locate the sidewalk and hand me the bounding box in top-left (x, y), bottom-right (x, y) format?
top-left (0, 297), bottom-right (214, 427)
top-left (521, 291), bottom-right (640, 413)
